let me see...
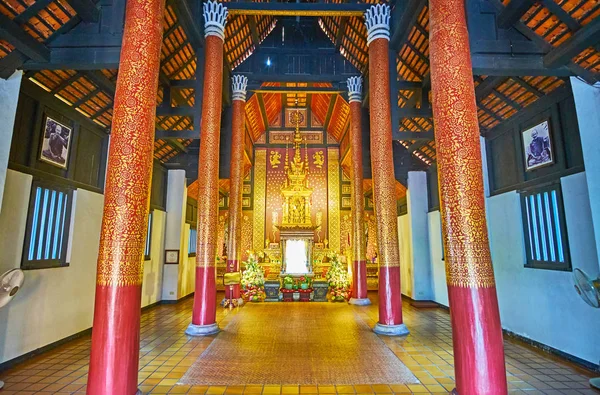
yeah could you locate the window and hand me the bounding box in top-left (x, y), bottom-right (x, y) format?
top-left (22, 181), bottom-right (73, 270)
top-left (144, 211), bottom-right (153, 260)
top-left (520, 182), bottom-right (571, 271)
top-left (188, 227), bottom-right (197, 257)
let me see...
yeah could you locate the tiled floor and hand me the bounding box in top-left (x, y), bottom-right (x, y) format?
top-left (0, 292), bottom-right (598, 394)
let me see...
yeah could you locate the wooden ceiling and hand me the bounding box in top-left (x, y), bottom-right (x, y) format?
top-left (1, 0), bottom-right (599, 166)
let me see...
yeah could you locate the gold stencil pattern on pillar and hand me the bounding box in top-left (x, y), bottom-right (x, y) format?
top-left (95, 0), bottom-right (165, 286)
top-left (430, 0), bottom-right (496, 288)
top-left (253, 149), bottom-right (267, 252)
top-left (327, 148), bottom-right (341, 253)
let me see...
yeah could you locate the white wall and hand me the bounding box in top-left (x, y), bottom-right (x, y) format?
top-left (0, 169), bottom-right (170, 364)
top-left (141, 209), bottom-right (166, 308)
top-left (0, 170), bottom-right (101, 364)
top-left (571, 78), bottom-right (600, 269)
top-left (427, 172), bottom-right (600, 364)
top-left (426, 210), bottom-right (448, 306)
top-left (0, 71), bottom-right (22, 213)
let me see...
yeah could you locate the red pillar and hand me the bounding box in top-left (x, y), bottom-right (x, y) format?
top-left (429, 0), bottom-right (508, 392)
top-left (364, 5), bottom-right (408, 336)
top-left (224, 75), bottom-right (248, 306)
top-left (347, 76), bottom-right (370, 306)
top-left (186, 0), bottom-right (228, 336)
top-left (86, 0), bottom-right (164, 391)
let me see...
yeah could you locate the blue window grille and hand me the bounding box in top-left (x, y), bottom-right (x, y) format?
top-left (22, 181), bottom-right (73, 270)
top-left (188, 227), bottom-right (197, 256)
top-left (520, 183), bottom-right (571, 271)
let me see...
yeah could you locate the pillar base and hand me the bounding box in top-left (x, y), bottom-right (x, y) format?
top-left (136, 390), bottom-right (142, 395)
top-left (590, 377), bottom-right (600, 389)
top-left (349, 297), bottom-right (371, 306)
top-left (185, 322), bottom-right (220, 336)
top-left (373, 323), bottom-right (409, 336)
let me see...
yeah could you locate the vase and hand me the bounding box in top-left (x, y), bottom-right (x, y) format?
top-left (284, 284), bottom-right (293, 290)
top-left (301, 283), bottom-right (309, 290)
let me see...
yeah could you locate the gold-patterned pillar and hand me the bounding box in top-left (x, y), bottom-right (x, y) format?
top-left (225, 75), bottom-right (248, 306)
top-left (253, 149), bottom-right (267, 252)
top-left (347, 76), bottom-right (370, 305)
top-left (429, 0), bottom-right (507, 391)
top-left (187, 0), bottom-right (228, 336)
top-left (365, 4), bottom-right (408, 335)
top-left (327, 147), bottom-right (341, 253)
top-left (86, 0), bottom-right (165, 391)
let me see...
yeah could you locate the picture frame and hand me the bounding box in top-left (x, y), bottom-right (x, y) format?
top-left (165, 249), bottom-right (180, 265)
top-left (521, 119), bottom-right (554, 171)
top-left (39, 116), bottom-right (73, 169)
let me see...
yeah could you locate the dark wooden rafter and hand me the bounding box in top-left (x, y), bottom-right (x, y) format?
top-left (544, 17), bottom-right (600, 68)
top-left (169, 0), bottom-right (204, 50)
top-left (12, 0), bottom-right (53, 24)
top-left (248, 15), bottom-right (261, 47)
top-left (0, 13), bottom-right (50, 62)
top-left (323, 94), bottom-right (337, 131)
top-left (256, 92), bottom-right (269, 132)
top-left (497, 0), bottom-right (535, 29)
top-left (334, 17), bottom-right (348, 51)
top-left (389, 0), bottom-right (427, 51)
top-left (225, 2), bottom-right (370, 16)
top-left (63, 0), bottom-right (100, 22)
top-left (490, 0), bottom-right (598, 83)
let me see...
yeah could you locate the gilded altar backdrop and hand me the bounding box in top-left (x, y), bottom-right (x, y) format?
top-left (265, 147), bottom-right (329, 245)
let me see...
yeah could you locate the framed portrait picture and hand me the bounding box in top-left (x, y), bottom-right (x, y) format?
top-left (40, 117), bottom-right (73, 169)
top-left (522, 119), bottom-right (554, 171)
top-left (165, 249), bottom-right (180, 265)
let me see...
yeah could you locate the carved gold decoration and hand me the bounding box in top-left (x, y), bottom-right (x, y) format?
top-left (269, 150), bottom-right (281, 168)
top-left (312, 150), bottom-right (325, 169)
top-left (280, 113), bottom-right (314, 228)
top-left (253, 150), bottom-right (267, 252)
top-left (327, 148), bottom-right (341, 252)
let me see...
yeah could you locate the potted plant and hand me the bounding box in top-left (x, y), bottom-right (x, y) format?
top-left (241, 253), bottom-right (266, 302)
top-left (325, 252), bottom-right (351, 302)
top-left (283, 275), bottom-right (294, 290)
top-left (299, 276), bottom-right (311, 290)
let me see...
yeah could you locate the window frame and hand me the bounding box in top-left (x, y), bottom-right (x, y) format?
top-left (519, 181), bottom-right (571, 272)
top-left (21, 180), bottom-right (74, 270)
top-left (188, 226), bottom-right (197, 257)
top-left (144, 210), bottom-right (153, 261)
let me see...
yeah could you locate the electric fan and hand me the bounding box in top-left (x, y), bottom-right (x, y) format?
top-left (0, 268), bottom-right (25, 390)
top-left (573, 268), bottom-right (600, 389)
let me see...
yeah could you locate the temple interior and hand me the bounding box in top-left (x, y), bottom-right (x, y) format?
top-left (0, 0), bottom-right (599, 394)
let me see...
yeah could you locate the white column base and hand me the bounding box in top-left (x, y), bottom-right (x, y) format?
top-left (348, 297), bottom-right (372, 305)
top-left (185, 322), bottom-right (220, 336)
top-left (373, 323), bottom-right (409, 336)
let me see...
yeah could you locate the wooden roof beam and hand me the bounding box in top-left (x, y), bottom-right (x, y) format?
top-left (225, 2), bottom-right (370, 16)
top-left (489, 0), bottom-right (598, 83)
top-left (544, 17), bottom-right (600, 69)
top-left (0, 13), bottom-right (50, 62)
top-left (248, 15), bottom-right (261, 46)
top-left (497, 0), bottom-right (535, 29)
top-left (390, 0), bottom-right (426, 51)
top-left (63, 0), bottom-right (99, 22)
top-left (170, 0), bottom-right (204, 50)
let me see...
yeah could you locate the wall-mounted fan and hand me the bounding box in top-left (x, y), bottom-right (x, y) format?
top-left (573, 268), bottom-right (600, 389)
top-left (0, 268), bottom-right (25, 390)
